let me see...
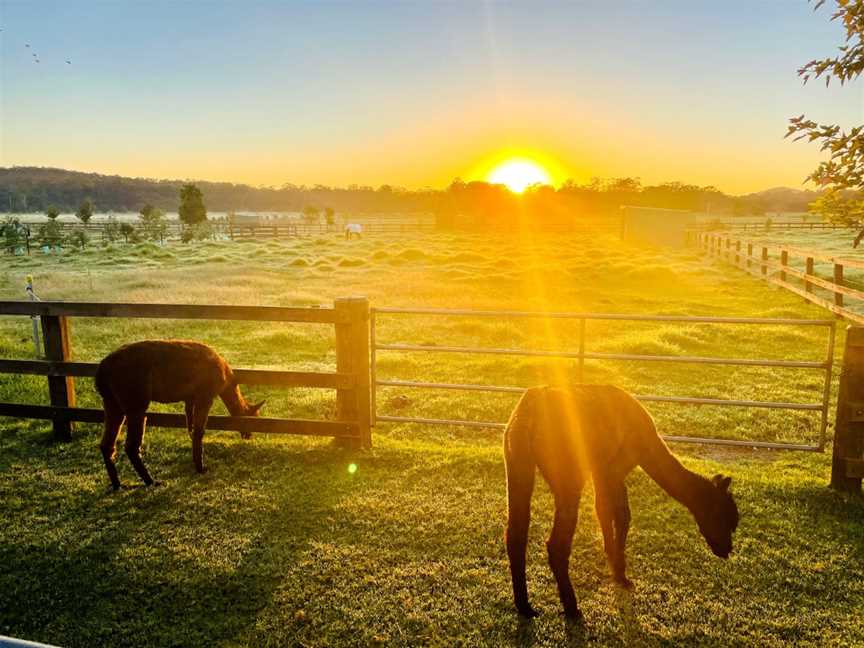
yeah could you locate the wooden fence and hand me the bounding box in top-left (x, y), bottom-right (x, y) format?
top-left (229, 221), bottom-right (436, 239)
top-left (693, 220), bottom-right (859, 232)
top-left (0, 296), bottom-right (848, 454)
top-left (6, 220), bottom-right (437, 250)
top-left (0, 298), bottom-right (371, 447)
top-left (698, 232), bottom-right (864, 324)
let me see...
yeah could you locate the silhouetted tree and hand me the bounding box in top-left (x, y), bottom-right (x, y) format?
top-left (178, 184), bottom-right (206, 226)
top-left (302, 205), bottom-right (320, 225)
top-left (787, 1), bottom-right (864, 244)
top-left (76, 198), bottom-right (94, 224)
top-left (120, 222), bottom-right (135, 244)
top-left (39, 207), bottom-right (62, 249)
top-left (139, 204), bottom-right (167, 242)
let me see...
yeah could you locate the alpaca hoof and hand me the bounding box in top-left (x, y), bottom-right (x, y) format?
top-left (563, 605), bottom-right (583, 622)
top-left (615, 576), bottom-right (635, 591)
top-left (517, 604), bottom-right (540, 619)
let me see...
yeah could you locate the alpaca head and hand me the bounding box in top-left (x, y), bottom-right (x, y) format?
top-left (695, 474), bottom-right (739, 559)
top-left (238, 400), bottom-right (265, 440)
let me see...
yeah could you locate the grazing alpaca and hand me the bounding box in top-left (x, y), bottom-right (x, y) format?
top-left (95, 340), bottom-right (264, 490)
top-left (504, 385), bottom-right (738, 620)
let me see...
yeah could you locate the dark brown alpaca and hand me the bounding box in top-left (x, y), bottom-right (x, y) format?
top-left (504, 385), bottom-right (738, 620)
top-left (95, 340), bottom-right (264, 490)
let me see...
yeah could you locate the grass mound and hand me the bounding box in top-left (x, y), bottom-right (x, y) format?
top-left (338, 257), bottom-right (366, 267)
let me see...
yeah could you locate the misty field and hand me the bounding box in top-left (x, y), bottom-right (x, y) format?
top-left (1, 230), bottom-right (863, 647)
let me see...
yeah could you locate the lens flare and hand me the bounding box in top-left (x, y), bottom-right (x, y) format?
top-left (348, 463), bottom-right (358, 474)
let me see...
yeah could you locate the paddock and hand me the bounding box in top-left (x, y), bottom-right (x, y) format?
top-left (1, 230), bottom-right (862, 646)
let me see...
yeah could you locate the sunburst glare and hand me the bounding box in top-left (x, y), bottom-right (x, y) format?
top-left (488, 159), bottom-right (551, 193)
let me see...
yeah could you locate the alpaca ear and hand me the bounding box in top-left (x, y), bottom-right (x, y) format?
top-left (249, 400), bottom-right (266, 415)
top-left (712, 474), bottom-right (732, 492)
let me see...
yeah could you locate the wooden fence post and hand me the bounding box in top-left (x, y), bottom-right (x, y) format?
top-left (761, 247), bottom-right (768, 276)
top-left (335, 297), bottom-right (372, 449)
top-left (831, 326), bottom-right (864, 494)
top-left (746, 243), bottom-right (753, 269)
top-left (834, 263), bottom-right (844, 310)
top-left (805, 257), bottom-right (814, 293)
top-left (735, 240), bottom-right (741, 266)
top-left (780, 250), bottom-right (788, 282)
top-left (41, 315), bottom-right (75, 441)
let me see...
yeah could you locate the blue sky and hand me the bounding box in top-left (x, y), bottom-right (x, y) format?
top-left (1, 1), bottom-right (861, 193)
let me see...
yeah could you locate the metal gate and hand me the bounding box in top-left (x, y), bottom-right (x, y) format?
top-left (370, 307), bottom-right (836, 451)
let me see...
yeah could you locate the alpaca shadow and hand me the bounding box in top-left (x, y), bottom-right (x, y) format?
top-left (613, 586), bottom-right (649, 647)
top-left (511, 615), bottom-right (589, 648)
top-left (0, 435), bottom-right (358, 647)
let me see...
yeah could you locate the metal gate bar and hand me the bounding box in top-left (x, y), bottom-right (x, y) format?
top-left (371, 307), bottom-right (836, 451)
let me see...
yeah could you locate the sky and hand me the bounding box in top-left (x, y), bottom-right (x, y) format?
top-left (1, 0), bottom-right (862, 194)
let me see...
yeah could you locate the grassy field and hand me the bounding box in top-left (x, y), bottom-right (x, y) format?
top-left (1, 230), bottom-right (863, 646)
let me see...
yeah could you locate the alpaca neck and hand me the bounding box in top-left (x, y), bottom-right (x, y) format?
top-left (638, 440), bottom-right (711, 515)
top-left (219, 384), bottom-right (248, 416)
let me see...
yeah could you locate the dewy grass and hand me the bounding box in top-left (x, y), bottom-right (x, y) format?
top-left (0, 230), bottom-right (862, 646)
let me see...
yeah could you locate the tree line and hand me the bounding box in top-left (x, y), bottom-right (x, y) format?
top-left (0, 166), bottom-right (821, 229)
top-left (2, 182), bottom-right (214, 252)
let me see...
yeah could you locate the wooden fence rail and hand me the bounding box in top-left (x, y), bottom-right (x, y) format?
top-left (3, 220), bottom-right (438, 254)
top-left (692, 220), bottom-right (860, 232)
top-left (0, 298), bottom-right (372, 447)
top-left (10, 220), bottom-right (437, 245)
top-left (698, 232), bottom-right (864, 324)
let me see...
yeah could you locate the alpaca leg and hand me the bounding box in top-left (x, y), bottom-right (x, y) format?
top-left (191, 396), bottom-right (213, 474)
top-left (184, 400), bottom-right (194, 438)
top-left (547, 493), bottom-right (582, 620)
top-left (124, 411), bottom-right (154, 486)
top-left (505, 452), bottom-right (537, 618)
top-left (613, 485), bottom-right (632, 588)
top-left (100, 399), bottom-right (125, 490)
top-left (595, 479), bottom-right (631, 588)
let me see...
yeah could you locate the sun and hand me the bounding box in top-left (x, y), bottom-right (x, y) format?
top-left (487, 159), bottom-right (551, 193)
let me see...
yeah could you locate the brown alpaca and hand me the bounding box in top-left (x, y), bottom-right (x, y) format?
top-left (504, 385), bottom-right (738, 620)
top-left (95, 340), bottom-right (264, 490)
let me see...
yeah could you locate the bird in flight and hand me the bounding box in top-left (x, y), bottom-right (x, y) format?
top-left (66, 60), bottom-right (71, 64)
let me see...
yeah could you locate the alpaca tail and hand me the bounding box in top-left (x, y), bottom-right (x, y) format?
top-left (504, 388), bottom-right (540, 616)
top-left (94, 360), bottom-right (112, 401)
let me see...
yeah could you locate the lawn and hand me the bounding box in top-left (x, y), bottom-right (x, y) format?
top-left (1, 230), bottom-right (862, 646)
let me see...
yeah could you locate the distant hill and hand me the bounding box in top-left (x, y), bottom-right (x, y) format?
top-left (744, 186), bottom-right (820, 213)
top-left (0, 167), bottom-right (438, 215)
